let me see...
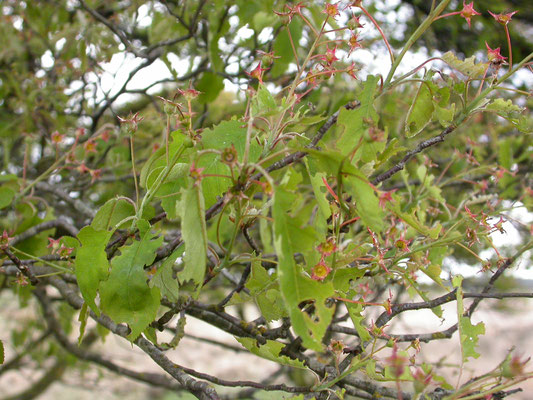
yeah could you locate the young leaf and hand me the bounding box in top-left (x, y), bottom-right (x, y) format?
top-left (453, 276), bottom-right (486, 362)
top-left (442, 52), bottom-right (487, 79)
top-left (150, 248), bottom-right (182, 302)
top-left (178, 180), bottom-right (208, 293)
top-left (99, 219), bottom-right (163, 341)
top-left (273, 186), bottom-right (335, 351)
top-left (91, 197), bottom-right (135, 231)
top-left (74, 226), bottom-right (112, 315)
top-left (236, 337), bottom-right (306, 369)
top-left (405, 81), bottom-right (434, 138)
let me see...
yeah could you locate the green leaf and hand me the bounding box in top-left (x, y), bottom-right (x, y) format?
top-left (150, 248), bottom-right (182, 302)
top-left (305, 159), bottom-right (331, 219)
top-left (336, 75), bottom-right (381, 162)
top-left (405, 81), bottom-right (434, 137)
top-left (346, 303), bottom-right (371, 342)
top-left (344, 171), bottom-right (384, 233)
top-left (435, 103), bottom-right (456, 128)
top-left (0, 340), bottom-right (3, 365)
top-left (199, 120), bottom-right (261, 207)
top-left (77, 302), bottom-right (89, 346)
top-left (91, 197), bottom-right (135, 231)
top-left (99, 220), bottom-right (163, 340)
top-left (0, 186), bottom-right (15, 209)
top-left (252, 84), bottom-right (277, 115)
top-left (453, 276), bottom-right (485, 362)
top-left (273, 186), bottom-right (335, 351)
top-left (178, 180), bottom-right (208, 293)
top-left (387, 201), bottom-right (442, 239)
top-left (196, 72), bottom-right (225, 104)
top-left (74, 226), bottom-right (112, 315)
top-left (139, 131), bottom-right (186, 189)
top-left (442, 51), bottom-right (487, 79)
top-left (245, 260), bottom-right (287, 322)
top-left (236, 337), bottom-right (306, 369)
top-left (271, 20), bottom-right (303, 77)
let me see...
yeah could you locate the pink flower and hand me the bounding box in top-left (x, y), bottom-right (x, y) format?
top-left (323, 3), bottom-right (340, 19)
top-left (245, 62), bottom-right (269, 84)
top-left (311, 262), bottom-right (332, 281)
top-left (485, 42), bottom-right (507, 65)
top-left (348, 33), bottom-right (363, 54)
top-left (460, 1), bottom-right (481, 28)
top-left (51, 131), bottom-right (64, 144)
top-left (319, 46), bottom-right (339, 66)
top-left (177, 83), bottom-right (202, 101)
top-left (84, 139), bottom-right (97, 154)
top-left (488, 10), bottom-right (517, 26)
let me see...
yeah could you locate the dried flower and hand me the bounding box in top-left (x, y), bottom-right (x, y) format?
top-left (221, 145), bottom-right (238, 167)
top-left (118, 112), bottom-right (144, 135)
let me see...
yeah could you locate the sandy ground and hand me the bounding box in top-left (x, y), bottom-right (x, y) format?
top-left (1, 293), bottom-right (532, 400)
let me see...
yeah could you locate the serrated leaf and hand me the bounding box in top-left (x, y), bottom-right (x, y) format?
top-left (336, 75), bottom-right (382, 162)
top-left (150, 248), bottom-right (182, 302)
top-left (442, 51), bottom-right (487, 78)
top-left (453, 276), bottom-right (485, 362)
top-left (435, 103), bottom-right (456, 128)
top-left (405, 81), bottom-right (434, 137)
top-left (273, 186), bottom-right (335, 351)
top-left (177, 180), bottom-right (207, 294)
top-left (0, 340), bottom-right (4, 365)
top-left (252, 84), bottom-right (277, 115)
top-left (236, 337), bottom-right (306, 369)
top-left (246, 260), bottom-right (286, 322)
top-left (99, 220), bottom-right (163, 341)
top-left (305, 159), bottom-right (331, 219)
top-left (75, 226), bottom-right (112, 315)
top-left (344, 171), bottom-right (384, 232)
top-left (91, 197), bottom-right (135, 231)
top-left (346, 303), bottom-right (371, 342)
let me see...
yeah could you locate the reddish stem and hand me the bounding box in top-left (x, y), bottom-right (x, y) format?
top-left (504, 25), bottom-right (513, 69)
top-left (360, 6), bottom-right (394, 63)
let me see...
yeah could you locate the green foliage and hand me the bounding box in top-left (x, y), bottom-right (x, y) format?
top-left (99, 220), bottom-right (163, 340)
top-left (453, 276), bottom-right (486, 362)
top-left (1, 1), bottom-right (532, 399)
